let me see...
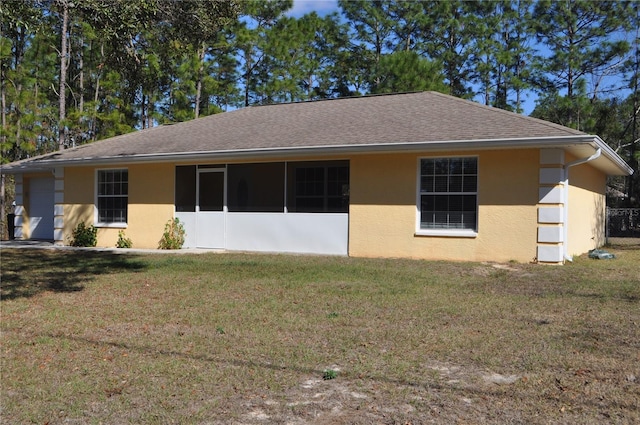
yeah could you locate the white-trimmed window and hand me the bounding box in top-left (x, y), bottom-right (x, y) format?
top-left (287, 161), bottom-right (349, 213)
top-left (418, 157), bottom-right (477, 234)
top-left (97, 169), bottom-right (128, 224)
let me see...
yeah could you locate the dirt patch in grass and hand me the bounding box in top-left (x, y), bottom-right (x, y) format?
top-left (1, 246), bottom-right (639, 424)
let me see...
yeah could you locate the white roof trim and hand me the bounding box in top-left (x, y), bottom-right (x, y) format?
top-left (1, 135), bottom-right (633, 176)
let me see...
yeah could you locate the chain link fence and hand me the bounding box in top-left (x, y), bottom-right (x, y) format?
top-left (606, 208), bottom-right (640, 238)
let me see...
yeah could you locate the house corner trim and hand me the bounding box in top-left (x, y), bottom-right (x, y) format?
top-left (537, 149), bottom-right (565, 264)
top-left (13, 175), bottom-right (24, 239)
top-left (54, 167), bottom-right (65, 245)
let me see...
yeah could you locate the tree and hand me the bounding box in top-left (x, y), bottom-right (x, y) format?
top-left (338, 0), bottom-right (395, 91)
top-left (260, 12), bottom-right (349, 102)
top-left (234, 0), bottom-right (292, 106)
top-left (369, 51), bottom-right (447, 94)
top-left (56, 0), bottom-right (69, 150)
top-left (619, 1), bottom-right (640, 205)
top-left (1, 0), bottom-right (50, 238)
top-left (532, 0), bottom-right (631, 128)
top-left (160, 0), bottom-right (240, 118)
top-left (1, 1), bottom-right (59, 159)
top-left (467, 0), bottom-right (535, 111)
top-left (420, 0), bottom-right (475, 98)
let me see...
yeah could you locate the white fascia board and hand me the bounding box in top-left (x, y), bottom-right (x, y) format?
top-left (0, 164), bottom-right (54, 174)
top-left (4, 135), bottom-right (632, 176)
top-left (593, 136), bottom-right (634, 175)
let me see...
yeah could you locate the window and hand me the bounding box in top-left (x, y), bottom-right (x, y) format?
top-left (419, 157), bottom-right (477, 232)
top-left (287, 161), bottom-right (349, 213)
top-left (97, 169), bottom-right (128, 224)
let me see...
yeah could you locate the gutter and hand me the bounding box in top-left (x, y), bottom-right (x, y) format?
top-left (562, 147), bottom-right (602, 262)
top-left (1, 135), bottom-right (627, 172)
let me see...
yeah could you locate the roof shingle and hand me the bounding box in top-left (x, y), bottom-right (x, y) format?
top-left (0, 91), bottom-right (593, 165)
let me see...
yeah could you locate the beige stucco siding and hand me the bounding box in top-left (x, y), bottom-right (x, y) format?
top-left (64, 168), bottom-right (94, 241)
top-left (349, 149), bottom-right (540, 262)
top-left (63, 163), bottom-right (174, 248)
top-left (27, 149), bottom-right (608, 259)
top-left (566, 162), bottom-right (606, 257)
top-left (126, 163), bottom-right (175, 248)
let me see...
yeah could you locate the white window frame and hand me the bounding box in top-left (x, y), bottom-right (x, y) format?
top-left (95, 168), bottom-right (128, 228)
top-left (415, 156), bottom-right (478, 238)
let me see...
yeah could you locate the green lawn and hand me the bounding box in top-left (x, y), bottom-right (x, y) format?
top-left (1, 245), bottom-right (639, 424)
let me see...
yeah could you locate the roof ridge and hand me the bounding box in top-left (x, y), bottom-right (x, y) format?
top-left (426, 91), bottom-right (585, 135)
top-left (246, 90), bottom-right (428, 108)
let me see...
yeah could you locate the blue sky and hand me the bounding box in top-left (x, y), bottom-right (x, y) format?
top-left (285, 1), bottom-right (632, 116)
top-left (285, 1), bottom-right (541, 113)
top-left (287, 0), bottom-right (339, 17)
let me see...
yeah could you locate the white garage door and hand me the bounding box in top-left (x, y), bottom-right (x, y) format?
top-left (29, 177), bottom-right (55, 240)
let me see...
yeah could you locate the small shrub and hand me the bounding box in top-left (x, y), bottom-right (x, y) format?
top-left (70, 222), bottom-right (97, 247)
top-left (116, 230), bottom-right (132, 248)
top-left (322, 369), bottom-right (337, 380)
top-left (158, 218), bottom-right (185, 250)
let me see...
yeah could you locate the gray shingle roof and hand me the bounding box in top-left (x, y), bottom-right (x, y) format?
top-left (2, 91), bottom-right (632, 175)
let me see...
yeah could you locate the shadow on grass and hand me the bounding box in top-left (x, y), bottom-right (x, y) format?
top-left (28, 331), bottom-right (640, 414)
top-left (36, 331), bottom-right (460, 394)
top-left (0, 249), bottom-right (147, 300)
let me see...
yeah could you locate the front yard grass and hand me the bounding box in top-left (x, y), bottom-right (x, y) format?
top-left (1, 245), bottom-right (639, 424)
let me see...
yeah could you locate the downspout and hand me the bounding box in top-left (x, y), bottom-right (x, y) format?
top-left (563, 147), bottom-right (601, 262)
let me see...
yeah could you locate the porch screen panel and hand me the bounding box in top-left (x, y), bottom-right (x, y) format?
top-left (175, 165), bottom-right (196, 212)
top-left (227, 163), bottom-right (285, 212)
top-left (199, 172), bottom-right (224, 211)
top-left (287, 161), bottom-right (349, 213)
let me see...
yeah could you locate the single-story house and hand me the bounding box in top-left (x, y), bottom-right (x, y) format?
top-left (1, 91), bottom-right (634, 264)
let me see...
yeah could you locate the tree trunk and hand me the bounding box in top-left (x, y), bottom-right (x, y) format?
top-left (79, 35), bottom-right (84, 115)
top-left (147, 94), bottom-right (153, 129)
top-left (629, 30), bottom-right (639, 206)
top-left (92, 42), bottom-right (103, 141)
top-left (0, 174), bottom-right (5, 240)
top-left (0, 68), bottom-right (5, 237)
top-left (141, 93), bottom-right (147, 129)
top-left (1, 55), bottom-right (6, 150)
top-left (58, 0), bottom-right (69, 150)
top-left (244, 50), bottom-right (252, 107)
top-left (195, 42), bottom-right (206, 119)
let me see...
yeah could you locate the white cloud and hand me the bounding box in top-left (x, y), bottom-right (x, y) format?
top-left (287, 0), bottom-right (339, 17)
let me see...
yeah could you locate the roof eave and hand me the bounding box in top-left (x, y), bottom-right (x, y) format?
top-left (1, 135), bottom-right (632, 176)
top-left (0, 164), bottom-right (53, 175)
top-left (592, 136), bottom-right (634, 176)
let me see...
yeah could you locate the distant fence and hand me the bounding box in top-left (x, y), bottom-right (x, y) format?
top-left (606, 208), bottom-right (640, 238)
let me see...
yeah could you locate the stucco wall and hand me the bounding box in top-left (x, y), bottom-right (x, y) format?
top-left (63, 163), bottom-right (174, 248)
top-left (349, 149), bottom-right (540, 263)
top-left (566, 161), bottom-right (606, 257)
top-left (64, 167), bottom-right (95, 245)
top-left (19, 149), bottom-right (610, 261)
top-left (126, 163), bottom-right (175, 248)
